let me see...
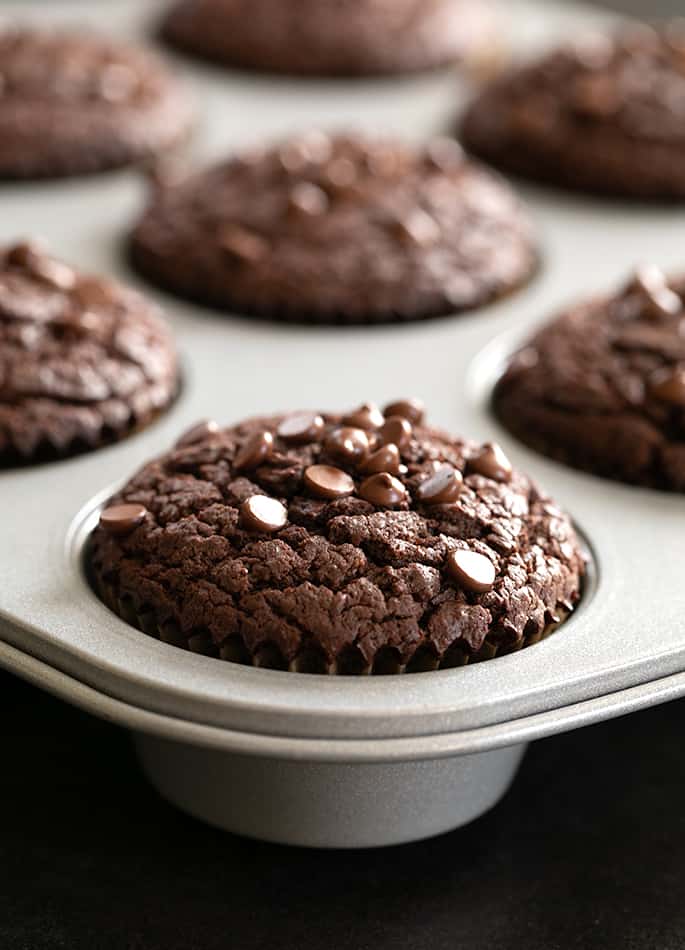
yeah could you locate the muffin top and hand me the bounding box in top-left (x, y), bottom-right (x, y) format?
top-left (494, 267), bottom-right (685, 490)
top-left (461, 23), bottom-right (685, 198)
top-left (0, 242), bottom-right (179, 464)
top-left (0, 27), bottom-right (191, 178)
top-left (90, 402), bottom-right (585, 674)
top-left (161, 0), bottom-right (498, 77)
top-left (130, 132), bottom-right (537, 323)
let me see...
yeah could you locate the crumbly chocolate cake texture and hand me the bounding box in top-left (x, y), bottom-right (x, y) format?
top-left (495, 267), bottom-right (685, 490)
top-left (461, 23), bottom-right (685, 199)
top-left (130, 132), bottom-right (537, 324)
top-left (0, 242), bottom-right (179, 465)
top-left (0, 27), bottom-right (191, 178)
top-left (161, 0), bottom-right (498, 78)
top-left (90, 401), bottom-right (585, 674)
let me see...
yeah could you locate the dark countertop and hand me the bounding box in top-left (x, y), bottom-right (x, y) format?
top-left (1, 669), bottom-right (683, 950)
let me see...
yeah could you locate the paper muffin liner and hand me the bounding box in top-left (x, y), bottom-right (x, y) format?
top-left (91, 566), bottom-right (574, 676)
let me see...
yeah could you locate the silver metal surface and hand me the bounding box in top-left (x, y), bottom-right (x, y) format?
top-left (0, 0), bottom-right (684, 846)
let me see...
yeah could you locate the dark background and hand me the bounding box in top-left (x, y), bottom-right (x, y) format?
top-left (1, 669), bottom-right (684, 950)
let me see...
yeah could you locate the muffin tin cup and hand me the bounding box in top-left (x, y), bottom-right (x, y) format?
top-left (2, 0), bottom-right (685, 847)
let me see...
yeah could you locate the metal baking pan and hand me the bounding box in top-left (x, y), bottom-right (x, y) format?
top-left (1, 0), bottom-right (684, 848)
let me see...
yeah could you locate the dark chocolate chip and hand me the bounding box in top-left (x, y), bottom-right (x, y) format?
top-left (288, 182), bottom-right (329, 217)
top-left (359, 442), bottom-right (401, 475)
top-left (628, 267), bottom-right (682, 320)
top-left (240, 495), bottom-right (288, 533)
top-left (7, 242), bottom-right (76, 290)
top-left (324, 426), bottom-right (370, 464)
top-left (467, 442), bottom-right (513, 482)
top-left (650, 367), bottom-right (685, 405)
top-left (99, 503), bottom-right (147, 536)
top-left (234, 430), bottom-right (274, 471)
top-left (303, 464), bottom-right (355, 499)
top-left (342, 402), bottom-right (384, 431)
top-left (378, 415), bottom-right (413, 449)
top-left (416, 464), bottom-right (463, 504)
top-left (219, 225), bottom-right (269, 263)
top-left (392, 210), bottom-right (440, 247)
top-left (382, 397), bottom-right (425, 425)
top-left (447, 549), bottom-right (496, 593)
top-left (277, 412), bottom-right (325, 444)
top-left (175, 419), bottom-right (220, 448)
top-left (359, 472), bottom-right (407, 507)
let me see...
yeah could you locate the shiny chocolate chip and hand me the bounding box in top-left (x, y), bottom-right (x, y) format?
top-left (219, 225), bottom-right (269, 263)
top-left (277, 412), bottom-right (325, 444)
top-left (288, 182), bottom-right (329, 217)
top-left (175, 419), bottom-right (220, 448)
top-left (99, 503), bottom-right (147, 536)
top-left (240, 495), bottom-right (288, 533)
top-left (303, 464), bottom-right (355, 500)
top-left (392, 209), bottom-right (440, 247)
top-left (7, 242), bottom-right (76, 291)
top-left (234, 430), bottom-right (274, 472)
top-left (447, 549), bottom-right (496, 593)
top-left (378, 415), bottom-right (413, 449)
top-left (324, 426), bottom-right (370, 464)
top-left (467, 443), bottom-right (513, 483)
top-left (650, 367), bottom-right (685, 406)
top-left (416, 464), bottom-right (463, 504)
top-left (342, 402), bottom-right (384, 431)
top-left (382, 397), bottom-right (425, 425)
top-left (628, 267), bottom-right (682, 320)
top-left (359, 443), bottom-right (401, 476)
top-left (359, 472), bottom-right (407, 507)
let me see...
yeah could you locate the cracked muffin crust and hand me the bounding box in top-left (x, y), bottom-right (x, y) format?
top-left (160, 0), bottom-right (499, 78)
top-left (0, 242), bottom-right (179, 465)
top-left (494, 267), bottom-right (685, 491)
top-left (0, 27), bottom-right (191, 178)
top-left (130, 132), bottom-right (537, 324)
top-left (89, 402), bottom-right (585, 674)
top-left (460, 23), bottom-right (685, 200)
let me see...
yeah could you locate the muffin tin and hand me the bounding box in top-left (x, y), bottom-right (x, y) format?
top-left (2, 0), bottom-right (685, 848)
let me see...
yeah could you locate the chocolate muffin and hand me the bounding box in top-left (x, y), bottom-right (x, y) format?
top-left (160, 0), bottom-right (498, 78)
top-left (461, 23), bottom-right (685, 200)
top-left (494, 267), bottom-right (685, 491)
top-left (130, 133), bottom-right (537, 324)
top-left (0, 27), bottom-right (191, 179)
top-left (0, 242), bottom-right (179, 466)
top-left (89, 400), bottom-right (585, 674)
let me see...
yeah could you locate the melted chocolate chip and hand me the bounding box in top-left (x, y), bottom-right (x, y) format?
top-left (382, 397), bottom-right (425, 425)
top-left (447, 549), bottom-right (496, 593)
top-left (417, 464), bottom-right (463, 504)
top-left (99, 503), bottom-right (147, 536)
top-left (359, 472), bottom-right (407, 507)
top-left (234, 430), bottom-right (274, 471)
top-left (277, 412), bottom-right (325, 444)
top-left (303, 464), bottom-right (355, 500)
top-left (324, 426), bottom-right (370, 464)
top-left (359, 442), bottom-right (401, 475)
top-left (467, 442), bottom-right (513, 482)
top-left (175, 419), bottom-right (220, 448)
top-left (240, 495), bottom-right (288, 533)
top-left (378, 415), bottom-right (413, 449)
top-left (342, 402), bottom-right (384, 431)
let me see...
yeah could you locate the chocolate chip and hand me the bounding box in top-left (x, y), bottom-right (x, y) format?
top-left (303, 464), bottom-right (355, 499)
top-left (359, 443), bottom-right (401, 475)
top-left (219, 225), bottom-right (269, 263)
top-left (342, 402), bottom-right (384, 431)
top-left (324, 426), bottom-right (370, 464)
top-left (323, 156), bottom-right (357, 190)
top-left (288, 182), bottom-right (329, 217)
top-left (175, 419), bottom-right (220, 448)
top-left (570, 74), bottom-right (620, 118)
top-left (447, 549), bottom-right (496, 593)
top-left (650, 367), bottom-right (685, 405)
top-left (378, 415), bottom-right (413, 449)
top-left (628, 267), bottom-right (682, 320)
top-left (7, 242), bottom-right (76, 290)
top-left (277, 412), bottom-right (325, 444)
top-left (392, 209), bottom-right (441, 247)
top-left (467, 442), bottom-right (513, 482)
top-left (417, 464), bottom-right (463, 504)
top-left (99, 503), bottom-right (147, 536)
top-left (234, 430), bottom-right (274, 471)
top-left (359, 472), bottom-right (407, 507)
top-left (424, 138), bottom-right (464, 173)
top-left (382, 397), bottom-right (425, 425)
top-left (240, 495), bottom-right (288, 533)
